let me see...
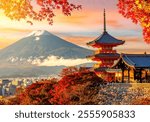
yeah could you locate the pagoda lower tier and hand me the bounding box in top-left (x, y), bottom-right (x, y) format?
top-left (94, 67), bottom-right (116, 82)
top-left (87, 53), bottom-right (120, 82)
top-left (87, 53), bottom-right (120, 67)
top-left (87, 53), bottom-right (120, 61)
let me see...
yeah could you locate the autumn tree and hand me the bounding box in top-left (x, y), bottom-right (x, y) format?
top-left (117, 0), bottom-right (150, 43)
top-left (0, 99), bottom-right (7, 105)
top-left (59, 66), bottom-right (79, 77)
top-left (0, 0), bottom-right (81, 25)
top-left (52, 70), bottom-right (104, 105)
top-left (16, 79), bottom-right (57, 105)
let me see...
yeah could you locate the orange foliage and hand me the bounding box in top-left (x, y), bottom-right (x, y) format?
top-left (132, 97), bottom-right (150, 105)
top-left (0, 0), bottom-right (81, 25)
top-left (52, 70), bottom-right (103, 105)
top-left (17, 79), bottom-right (57, 105)
top-left (117, 0), bottom-right (150, 43)
top-left (59, 66), bottom-right (79, 77)
top-left (13, 68), bottom-right (103, 105)
top-left (0, 99), bottom-right (7, 105)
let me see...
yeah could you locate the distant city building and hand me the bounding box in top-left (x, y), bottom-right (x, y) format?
top-left (8, 85), bottom-right (17, 95)
top-left (0, 79), bottom-right (11, 85)
top-left (2, 85), bottom-right (5, 96)
top-left (0, 79), bottom-right (2, 85)
top-left (0, 77), bottom-right (52, 97)
top-left (12, 80), bottom-right (19, 86)
top-left (0, 85), bottom-right (2, 96)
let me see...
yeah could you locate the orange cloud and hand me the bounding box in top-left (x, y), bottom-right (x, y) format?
top-left (0, 28), bottom-right (31, 33)
top-left (54, 9), bottom-right (100, 27)
top-left (60, 35), bottom-right (95, 46)
top-left (117, 36), bottom-right (141, 42)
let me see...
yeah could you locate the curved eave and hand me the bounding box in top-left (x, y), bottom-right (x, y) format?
top-left (111, 56), bottom-right (122, 68)
top-left (87, 41), bottom-right (95, 46)
top-left (122, 58), bottom-right (135, 69)
top-left (122, 55), bottom-right (136, 68)
top-left (87, 41), bottom-right (125, 47)
top-left (112, 54), bottom-right (135, 69)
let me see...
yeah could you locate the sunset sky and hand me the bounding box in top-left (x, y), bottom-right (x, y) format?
top-left (0, 0), bottom-right (150, 53)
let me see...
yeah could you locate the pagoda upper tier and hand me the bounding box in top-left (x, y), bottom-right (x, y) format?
top-left (87, 31), bottom-right (125, 47)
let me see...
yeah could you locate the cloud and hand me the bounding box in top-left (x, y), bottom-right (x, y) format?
top-left (117, 36), bottom-right (141, 42)
top-left (30, 56), bottom-right (93, 66)
top-left (0, 28), bottom-right (31, 33)
top-left (115, 37), bottom-right (150, 54)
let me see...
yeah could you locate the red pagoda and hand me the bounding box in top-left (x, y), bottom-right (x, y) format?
top-left (87, 9), bottom-right (125, 82)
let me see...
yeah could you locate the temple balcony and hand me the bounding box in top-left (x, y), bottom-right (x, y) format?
top-left (94, 50), bottom-right (116, 54)
top-left (94, 63), bottom-right (102, 68)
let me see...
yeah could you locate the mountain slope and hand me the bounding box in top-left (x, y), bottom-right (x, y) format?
top-left (0, 30), bottom-right (92, 59)
top-left (0, 30), bottom-right (93, 78)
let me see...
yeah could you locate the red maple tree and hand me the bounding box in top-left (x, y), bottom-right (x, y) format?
top-left (17, 79), bottom-right (57, 105)
top-left (117, 0), bottom-right (150, 43)
top-left (0, 0), bottom-right (81, 25)
top-left (52, 70), bottom-right (103, 105)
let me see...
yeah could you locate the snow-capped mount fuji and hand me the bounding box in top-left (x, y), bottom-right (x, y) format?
top-left (27, 30), bottom-right (51, 37)
top-left (0, 30), bottom-right (94, 78)
top-left (0, 30), bottom-right (92, 61)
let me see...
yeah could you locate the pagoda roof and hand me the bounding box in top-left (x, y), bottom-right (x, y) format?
top-left (87, 32), bottom-right (125, 46)
top-left (94, 67), bottom-right (108, 72)
top-left (113, 53), bottom-right (150, 68)
top-left (87, 53), bottom-right (120, 59)
top-left (87, 9), bottom-right (125, 47)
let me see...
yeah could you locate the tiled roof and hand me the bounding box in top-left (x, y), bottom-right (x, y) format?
top-left (113, 54), bottom-right (150, 68)
top-left (87, 32), bottom-right (125, 45)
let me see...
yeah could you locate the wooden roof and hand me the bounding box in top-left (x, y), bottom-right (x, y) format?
top-left (112, 53), bottom-right (150, 68)
top-left (87, 32), bottom-right (125, 46)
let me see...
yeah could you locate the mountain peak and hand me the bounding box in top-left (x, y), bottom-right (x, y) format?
top-left (0, 30), bottom-right (92, 59)
top-left (27, 30), bottom-right (51, 37)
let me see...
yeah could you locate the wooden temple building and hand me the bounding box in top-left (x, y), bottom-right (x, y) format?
top-left (112, 54), bottom-right (150, 83)
top-left (86, 9), bottom-right (150, 83)
top-left (87, 9), bottom-right (125, 82)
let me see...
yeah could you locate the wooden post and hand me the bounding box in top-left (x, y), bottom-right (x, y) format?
top-left (146, 70), bottom-right (148, 83)
top-left (134, 69), bottom-right (136, 82)
top-left (128, 68), bottom-right (130, 83)
top-left (140, 69), bottom-right (142, 83)
top-left (122, 69), bottom-right (124, 83)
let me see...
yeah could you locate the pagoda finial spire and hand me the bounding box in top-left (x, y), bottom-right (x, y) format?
top-left (104, 9), bottom-right (106, 32)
